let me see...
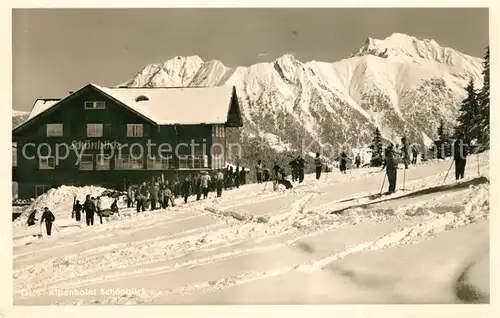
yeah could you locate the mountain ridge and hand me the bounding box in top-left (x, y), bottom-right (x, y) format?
top-left (119, 33), bottom-right (483, 160)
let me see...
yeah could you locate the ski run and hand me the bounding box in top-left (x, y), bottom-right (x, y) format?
top-left (13, 153), bottom-right (489, 305)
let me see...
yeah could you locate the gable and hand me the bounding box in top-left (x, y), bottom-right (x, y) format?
top-left (12, 84), bottom-right (155, 136)
top-left (13, 83), bottom-right (244, 136)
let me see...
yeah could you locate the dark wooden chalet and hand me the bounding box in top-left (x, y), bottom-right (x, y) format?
top-left (12, 83), bottom-right (243, 199)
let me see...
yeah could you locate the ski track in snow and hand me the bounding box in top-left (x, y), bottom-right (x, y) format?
top-left (13, 154), bottom-right (489, 305)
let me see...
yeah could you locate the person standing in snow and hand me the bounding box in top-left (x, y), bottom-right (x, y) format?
top-left (381, 144), bottom-right (398, 194)
top-left (255, 160), bottom-right (263, 183)
top-left (234, 166), bottom-right (240, 188)
top-left (355, 154), bottom-right (361, 169)
top-left (262, 165), bottom-right (270, 182)
top-left (164, 184), bottom-right (176, 207)
top-left (181, 176), bottom-right (192, 204)
top-left (454, 136), bottom-right (469, 181)
top-left (216, 169), bottom-right (224, 197)
top-left (314, 152), bottom-right (322, 180)
top-left (83, 195), bottom-right (96, 226)
top-left (72, 200), bottom-right (83, 222)
top-left (239, 167), bottom-right (246, 185)
top-left (296, 156), bottom-right (306, 183)
top-left (411, 145), bottom-right (419, 165)
top-left (339, 152), bottom-right (348, 174)
top-left (96, 196), bottom-right (103, 224)
top-left (289, 158), bottom-right (298, 182)
top-left (40, 207), bottom-right (56, 236)
top-left (126, 184), bottom-right (134, 208)
top-left (200, 172), bottom-right (211, 199)
top-left (158, 184), bottom-right (165, 209)
top-left (149, 182), bottom-right (159, 210)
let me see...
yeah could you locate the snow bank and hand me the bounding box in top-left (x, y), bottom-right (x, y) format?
top-left (13, 185), bottom-right (126, 228)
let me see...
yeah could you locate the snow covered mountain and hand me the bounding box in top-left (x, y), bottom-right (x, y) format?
top-left (121, 33), bottom-right (483, 156)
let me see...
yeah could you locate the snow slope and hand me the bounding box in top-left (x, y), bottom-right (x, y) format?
top-left (121, 33), bottom-right (483, 154)
top-left (13, 152), bottom-right (489, 305)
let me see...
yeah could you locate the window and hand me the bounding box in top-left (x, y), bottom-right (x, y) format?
top-left (84, 101), bottom-right (106, 109)
top-left (115, 153), bottom-right (144, 170)
top-left (39, 156), bottom-right (55, 170)
top-left (46, 124), bottom-right (63, 137)
top-left (212, 154), bottom-right (225, 169)
top-left (221, 126), bottom-right (225, 138)
top-left (212, 125), bottom-right (225, 138)
top-left (179, 155), bottom-right (208, 169)
top-left (87, 124), bottom-right (103, 137)
top-left (147, 155), bottom-right (174, 170)
top-left (79, 154), bottom-right (94, 170)
top-left (127, 124), bottom-right (144, 137)
top-left (96, 154), bottom-right (111, 170)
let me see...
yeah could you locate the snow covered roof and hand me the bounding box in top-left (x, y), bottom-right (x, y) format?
top-left (14, 83), bottom-right (242, 133)
top-left (27, 99), bottom-right (61, 120)
top-left (94, 84), bottom-right (238, 125)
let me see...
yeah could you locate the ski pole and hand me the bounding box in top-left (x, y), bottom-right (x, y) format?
top-left (477, 152), bottom-right (480, 177)
top-left (403, 166), bottom-right (406, 191)
top-left (442, 159), bottom-right (454, 184)
top-left (379, 172), bottom-right (386, 194)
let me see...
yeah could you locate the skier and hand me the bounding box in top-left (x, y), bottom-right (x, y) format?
top-left (262, 165), bottom-right (271, 182)
top-left (149, 182), bottom-right (159, 210)
top-left (239, 167), bottom-right (246, 185)
top-left (200, 171), bottom-right (211, 199)
top-left (339, 152), bottom-right (348, 174)
top-left (297, 156), bottom-right (306, 183)
top-left (289, 158), bottom-right (298, 182)
top-left (400, 137), bottom-right (410, 169)
top-left (355, 154), bottom-right (361, 169)
top-left (381, 144), bottom-right (398, 194)
top-left (27, 209), bottom-right (38, 226)
top-left (273, 162), bottom-right (281, 180)
top-left (83, 195), bottom-right (96, 226)
top-left (40, 207), bottom-right (56, 236)
top-left (411, 145), bottom-right (419, 165)
top-left (72, 200), bottom-right (83, 222)
top-left (126, 184), bottom-right (134, 208)
top-left (255, 160), bottom-right (263, 183)
top-left (164, 185), bottom-right (176, 207)
top-left (216, 169), bottom-right (224, 197)
top-left (194, 174), bottom-right (202, 200)
top-left (96, 196), bottom-right (103, 224)
top-left (454, 137), bottom-right (469, 180)
top-left (314, 152), bottom-right (322, 180)
top-left (234, 166), bottom-right (240, 188)
top-left (227, 166), bottom-right (234, 189)
top-left (135, 185), bottom-right (144, 212)
top-left (181, 176), bottom-right (192, 204)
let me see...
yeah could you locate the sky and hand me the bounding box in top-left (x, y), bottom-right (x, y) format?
top-left (12, 8), bottom-right (489, 112)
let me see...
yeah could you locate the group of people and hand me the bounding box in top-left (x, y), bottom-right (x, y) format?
top-left (72, 195), bottom-right (119, 226)
top-left (123, 166), bottom-right (249, 213)
top-left (28, 135), bottom-right (472, 236)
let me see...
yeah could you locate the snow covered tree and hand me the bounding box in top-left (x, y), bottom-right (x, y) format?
top-left (455, 77), bottom-right (479, 143)
top-left (476, 45), bottom-right (490, 150)
top-left (369, 127), bottom-right (383, 166)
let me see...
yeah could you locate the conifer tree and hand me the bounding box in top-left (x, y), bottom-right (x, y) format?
top-left (369, 127), bottom-right (383, 166)
top-left (477, 45), bottom-right (490, 149)
top-left (435, 119), bottom-right (451, 158)
top-left (455, 77), bottom-right (479, 143)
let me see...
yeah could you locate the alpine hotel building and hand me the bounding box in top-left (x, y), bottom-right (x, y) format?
top-left (12, 83), bottom-right (243, 199)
